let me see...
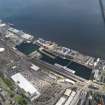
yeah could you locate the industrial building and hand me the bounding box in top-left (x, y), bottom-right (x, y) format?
top-left (11, 73), bottom-right (40, 101)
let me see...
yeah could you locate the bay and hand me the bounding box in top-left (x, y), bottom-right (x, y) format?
top-left (0, 0), bottom-right (105, 58)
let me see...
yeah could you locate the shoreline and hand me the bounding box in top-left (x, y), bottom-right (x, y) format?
top-left (0, 19), bottom-right (105, 81)
top-left (2, 19), bottom-right (104, 58)
top-left (0, 20), bottom-right (100, 68)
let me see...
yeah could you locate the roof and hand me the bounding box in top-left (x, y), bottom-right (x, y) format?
top-left (11, 73), bottom-right (39, 95)
top-left (0, 23), bottom-right (6, 27)
top-left (21, 34), bottom-right (33, 39)
top-left (0, 48), bottom-right (5, 52)
top-left (64, 89), bottom-right (71, 96)
top-left (8, 27), bottom-right (19, 33)
top-left (56, 97), bottom-right (66, 105)
top-left (31, 64), bottom-right (40, 71)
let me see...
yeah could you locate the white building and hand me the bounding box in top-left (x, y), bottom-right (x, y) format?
top-left (30, 64), bottom-right (40, 71)
top-left (11, 73), bottom-right (40, 101)
top-left (21, 33), bottom-right (33, 40)
top-left (0, 48), bottom-right (5, 52)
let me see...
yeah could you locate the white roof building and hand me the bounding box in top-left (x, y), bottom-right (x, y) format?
top-left (11, 73), bottom-right (40, 101)
top-left (21, 34), bottom-right (33, 40)
top-left (0, 23), bottom-right (6, 27)
top-left (56, 96), bottom-right (66, 105)
top-left (30, 64), bottom-right (40, 71)
top-left (0, 48), bottom-right (5, 52)
top-left (8, 27), bottom-right (20, 33)
top-left (64, 89), bottom-right (72, 96)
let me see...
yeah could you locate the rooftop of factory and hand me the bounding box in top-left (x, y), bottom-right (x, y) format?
top-left (11, 73), bottom-right (40, 100)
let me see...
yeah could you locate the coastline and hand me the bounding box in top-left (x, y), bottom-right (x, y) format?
top-left (0, 19), bottom-right (104, 81)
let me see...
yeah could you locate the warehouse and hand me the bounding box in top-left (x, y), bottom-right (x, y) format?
top-left (11, 73), bottom-right (40, 101)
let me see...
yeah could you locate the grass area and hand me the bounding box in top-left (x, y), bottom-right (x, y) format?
top-left (0, 73), bottom-right (30, 105)
top-left (0, 75), bottom-right (15, 97)
top-left (0, 77), bottom-right (8, 89)
top-left (0, 73), bottom-right (14, 90)
top-left (2, 77), bottom-right (14, 90)
top-left (15, 95), bottom-right (27, 105)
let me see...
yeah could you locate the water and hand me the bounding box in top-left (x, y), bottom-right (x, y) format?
top-left (16, 44), bottom-right (84, 77)
top-left (40, 52), bottom-right (91, 79)
top-left (0, 0), bottom-right (105, 58)
top-left (16, 42), bottom-right (39, 55)
top-left (67, 62), bottom-right (91, 79)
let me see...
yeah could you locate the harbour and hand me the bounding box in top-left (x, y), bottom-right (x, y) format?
top-left (0, 16), bottom-right (105, 85)
top-left (15, 41), bottom-right (92, 80)
top-left (0, 1), bottom-right (105, 105)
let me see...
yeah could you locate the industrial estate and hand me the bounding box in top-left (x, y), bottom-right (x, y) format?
top-left (0, 20), bottom-right (105, 105)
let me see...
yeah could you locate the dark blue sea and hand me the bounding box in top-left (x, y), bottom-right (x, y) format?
top-left (0, 0), bottom-right (105, 58)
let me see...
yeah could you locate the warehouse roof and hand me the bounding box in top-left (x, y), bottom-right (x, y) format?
top-left (11, 73), bottom-right (39, 96)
